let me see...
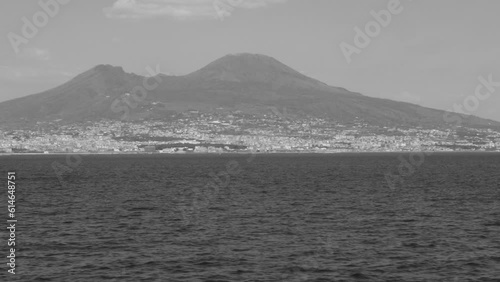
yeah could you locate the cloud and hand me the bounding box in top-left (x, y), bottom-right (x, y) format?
top-left (103, 0), bottom-right (288, 20)
top-left (18, 48), bottom-right (51, 61)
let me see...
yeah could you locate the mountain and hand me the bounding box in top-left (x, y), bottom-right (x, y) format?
top-left (0, 53), bottom-right (498, 129)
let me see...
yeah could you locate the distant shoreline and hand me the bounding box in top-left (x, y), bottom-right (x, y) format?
top-left (1, 151), bottom-right (499, 156)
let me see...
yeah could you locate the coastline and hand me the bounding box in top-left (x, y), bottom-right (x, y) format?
top-left (1, 150), bottom-right (499, 156)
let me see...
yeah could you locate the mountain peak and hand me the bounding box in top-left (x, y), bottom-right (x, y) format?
top-left (210, 53), bottom-right (295, 70)
top-left (188, 53), bottom-right (309, 83)
top-left (1, 53), bottom-right (500, 129)
top-left (92, 64), bottom-right (125, 74)
top-left (68, 64), bottom-right (127, 82)
top-left (223, 53), bottom-right (275, 59)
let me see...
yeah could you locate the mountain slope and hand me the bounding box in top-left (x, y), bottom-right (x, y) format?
top-left (0, 65), bottom-right (142, 124)
top-left (0, 53), bottom-right (498, 129)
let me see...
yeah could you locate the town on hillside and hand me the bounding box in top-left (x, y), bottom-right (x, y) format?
top-left (1, 111), bottom-right (499, 154)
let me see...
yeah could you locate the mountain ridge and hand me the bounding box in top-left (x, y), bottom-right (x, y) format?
top-left (0, 53), bottom-right (499, 129)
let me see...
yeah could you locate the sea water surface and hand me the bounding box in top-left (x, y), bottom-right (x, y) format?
top-left (1, 153), bottom-right (499, 281)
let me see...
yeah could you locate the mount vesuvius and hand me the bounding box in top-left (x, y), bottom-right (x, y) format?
top-left (0, 53), bottom-right (498, 129)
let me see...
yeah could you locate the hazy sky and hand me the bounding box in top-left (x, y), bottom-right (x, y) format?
top-left (1, 0), bottom-right (499, 121)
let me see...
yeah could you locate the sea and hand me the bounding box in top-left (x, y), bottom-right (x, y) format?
top-left (1, 153), bottom-right (499, 281)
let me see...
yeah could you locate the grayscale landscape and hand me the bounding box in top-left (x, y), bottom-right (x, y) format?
top-left (1, 0), bottom-right (499, 281)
